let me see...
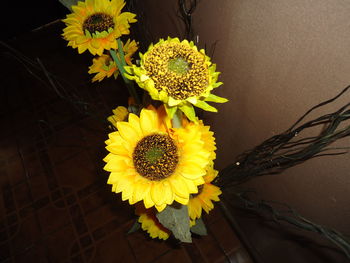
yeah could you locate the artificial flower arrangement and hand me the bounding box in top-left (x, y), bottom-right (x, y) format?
top-left (59, 0), bottom-right (350, 258)
top-left (62, 0), bottom-right (227, 242)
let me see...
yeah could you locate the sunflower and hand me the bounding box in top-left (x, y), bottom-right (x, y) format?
top-left (135, 204), bottom-right (170, 240)
top-left (125, 37), bottom-right (228, 121)
top-left (103, 106), bottom-right (213, 212)
top-left (62, 0), bottom-right (137, 56)
top-left (188, 165), bottom-right (222, 221)
top-left (88, 39), bottom-right (138, 82)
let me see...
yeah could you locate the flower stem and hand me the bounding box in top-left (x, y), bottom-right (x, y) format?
top-left (109, 45), bottom-right (141, 105)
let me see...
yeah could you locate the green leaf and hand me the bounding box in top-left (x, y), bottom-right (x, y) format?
top-left (127, 220), bottom-right (141, 234)
top-left (190, 218), bottom-right (208, 236)
top-left (156, 205), bottom-right (192, 243)
top-left (58, 0), bottom-right (79, 11)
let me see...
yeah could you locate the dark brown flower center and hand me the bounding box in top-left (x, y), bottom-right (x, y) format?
top-left (104, 56), bottom-right (113, 66)
top-left (143, 42), bottom-right (209, 100)
top-left (83, 13), bottom-right (114, 34)
top-left (133, 134), bottom-right (178, 181)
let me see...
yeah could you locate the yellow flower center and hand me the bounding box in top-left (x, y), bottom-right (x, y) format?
top-left (83, 13), bottom-right (115, 34)
top-left (133, 134), bottom-right (178, 181)
top-left (144, 42), bottom-right (209, 100)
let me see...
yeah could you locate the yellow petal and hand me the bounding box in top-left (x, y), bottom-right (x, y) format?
top-left (140, 108), bottom-right (158, 134)
top-left (182, 178), bottom-right (199, 194)
top-left (170, 178), bottom-right (189, 199)
top-left (143, 190), bottom-right (155, 208)
top-left (155, 203), bottom-right (167, 212)
top-left (151, 182), bottom-right (166, 207)
top-left (163, 181), bottom-right (174, 205)
top-left (174, 195), bottom-right (189, 205)
top-left (103, 158), bottom-right (128, 172)
top-left (133, 182), bottom-right (150, 203)
top-left (117, 121), bottom-right (141, 144)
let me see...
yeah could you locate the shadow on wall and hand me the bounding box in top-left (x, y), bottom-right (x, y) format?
top-left (139, 1), bottom-right (350, 262)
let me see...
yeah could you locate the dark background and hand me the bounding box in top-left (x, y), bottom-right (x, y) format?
top-left (2, 1), bottom-right (68, 40)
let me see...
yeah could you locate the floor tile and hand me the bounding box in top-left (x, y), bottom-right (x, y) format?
top-left (209, 216), bottom-right (241, 257)
top-left (45, 225), bottom-right (76, 262)
top-left (37, 203), bottom-right (70, 235)
top-left (92, 228), bottom-right (136, 263)
top-left (127, 230), bottom-right (172, 263)
top-left (153, 247), bottom-right (192, 263)
top-left (193, 233), bottom-right (229, 263)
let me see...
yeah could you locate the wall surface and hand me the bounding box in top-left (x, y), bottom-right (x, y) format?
top-left (140, 1), bottom-right (350, 262)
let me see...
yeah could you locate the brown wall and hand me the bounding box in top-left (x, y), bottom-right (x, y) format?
top-left (193, 0), bottom-right (350, 231)
top-left (140, 0), bottom-right (350, 261)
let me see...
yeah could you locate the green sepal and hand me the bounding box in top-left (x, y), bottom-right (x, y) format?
top-left (127, 219), bottom-right (141, 234)
top-left (205, 93), bottom-right (228, 103)
top-left (124, 65), bottom-right (133, 75)
top-left (156, 204), bottom-right (192, 243)
top-left (211, 81), bottom-right (223, 88)
top-left (190, 218), bottom-right (208, 236)
top-left (194, 100), bottom-right (218, 112)
top-left (179, 104), bottom-right (197, 122)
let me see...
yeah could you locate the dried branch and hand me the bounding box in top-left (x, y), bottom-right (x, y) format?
top-left (231, 192), bottom-right (350, 259)
top-left (178, 0), bottom-right (199, 41)
top-left (218, 86), bottom-right (350, 187)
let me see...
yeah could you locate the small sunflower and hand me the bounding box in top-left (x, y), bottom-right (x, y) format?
top-left (125, 37), bottom-right (228, 121)
top-left (188, 165), bottom-right (222, 221)
top-left (107, 106), bottom-right (129, 129)
top-left (135, 204), bottom-right (170, 240)
top-left (62, 0), bottom-right (137, 55)
top-left (103, 106), bottom-right (213, 212)
top-left (88, 39), bottom-right (138, 82)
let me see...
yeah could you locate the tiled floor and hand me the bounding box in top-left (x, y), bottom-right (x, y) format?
top-left (0, 22), bottom-right (254, 262)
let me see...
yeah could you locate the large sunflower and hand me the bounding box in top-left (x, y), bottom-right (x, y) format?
top-left (188, 165), bottom-right (222, 221)
top-left (125, 37), bottom-right (228, 121)
top-left (62, 0), bottom-right (137, 55)
top-left (135, 204), bottom-right (170, 240)
top-left (88, 39), bottom-right (138, 82)
top-left (103, 106), bottom-right (213, 212)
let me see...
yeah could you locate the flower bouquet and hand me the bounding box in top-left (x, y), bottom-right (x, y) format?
top-left (59, 0), bottom-right (350, 259)
top-left (61, 0), bottom-right (227, 242)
